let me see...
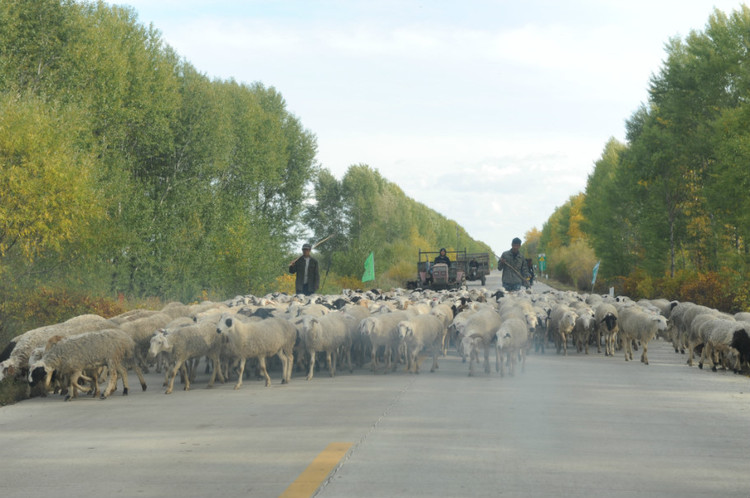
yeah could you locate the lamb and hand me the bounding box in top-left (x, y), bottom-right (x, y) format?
top-left (572, 306), bottom-right (596, 354)
top-left (298, 312), bottom-right (358, 380)
top-left (147, 318), bottom-right (225, 394)
top-left (28, 328), bottom-right (145, 400)
top-left (495, 317), bottom-right (529, 376)
top-left (548, 305), bottom-right (578, 356)
top-left (396, 313), bottom-right (445, 373)
top-left (458, 307), bottom-right (502, 376)
top-left (618, 307), bottom-right (668, 364)
top-left (215, 314), bottom-right (296, 389)
top-left (594, 303), bottom-right (618, 356)
top-left (0, 314), bottom-right (114, 382)
top-left (359, 310), bottom-right (412, 372)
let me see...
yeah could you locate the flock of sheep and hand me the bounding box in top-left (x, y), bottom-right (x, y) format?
top-left (1, 284), bottom-right (748, 401)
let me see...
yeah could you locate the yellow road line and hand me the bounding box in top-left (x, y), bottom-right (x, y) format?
top-left (279, 442), bottom-right (353, 498)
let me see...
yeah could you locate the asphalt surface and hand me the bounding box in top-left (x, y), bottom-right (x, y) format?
top-left (1, 272), bottom-right (749, 498)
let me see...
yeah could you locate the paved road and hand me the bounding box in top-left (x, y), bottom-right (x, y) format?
top-left (1, 273), bottom-right (749, 497)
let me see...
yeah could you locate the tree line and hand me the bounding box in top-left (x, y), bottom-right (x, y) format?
top-left (535, 6), bottom-right (750, 311)
top-left (0, 0), bottom-right (491, 340)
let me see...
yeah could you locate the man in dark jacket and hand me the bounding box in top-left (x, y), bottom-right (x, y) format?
top-left (499, 237), bottom-right (530, 292)
top-left (289, 243), bottom-right (320, 295)
top-left (433, 248), bottom-right (451, 265)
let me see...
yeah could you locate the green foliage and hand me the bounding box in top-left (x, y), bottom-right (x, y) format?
top-left (0, 0), bottom-right (498, 351)
top-left (0, 92), bottom-right (102, 266)
top-left (536, 5), bottom-right (750, 310)
top-left (303, 164), bottom-right (494, 288)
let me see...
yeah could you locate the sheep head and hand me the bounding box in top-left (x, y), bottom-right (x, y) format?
top-left (148, 333), bottom-right (171, 358)
top-left (216, 315), bottom-right (234, 335)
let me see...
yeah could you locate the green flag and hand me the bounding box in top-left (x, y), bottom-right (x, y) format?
top-left (362, 251), bottom-right (375, 282)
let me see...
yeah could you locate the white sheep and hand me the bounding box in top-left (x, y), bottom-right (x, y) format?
top-left (359, 310), bottom-right (412, 373)
top-left (696, 318), bottom-right (748, 372)
top-left (147, 318), bottom-right (225, 394)
top-left (396, 314), bottom-right (445, 373)
top-left (618, 307), bottom-right (668, 364)
top-left (684, 310), bottom-right (728, 366)
top-left (340, 304), bottom-right (371, 368)
top-left (0, 314), bottom-right (114, 382)
top-left (28, 328), bottom-right (145, 400)
top-left (669, 302), bottom-right (711, 355)
top-left (594, 303), bottom-right (618, 356)
top-left (215, 314), bottom-right (296, 389)
top-left (458, 307), bottom-right (502, 376)
top-left (549, 305), bottom-right (578, 356)
top-left (430, 300), bottom-right (455, 355)
top-left (573, 306), bottom-right (596, 354)
top-left (298, 312), bottom-right (358, 380)
top-left (495, 317), bottom-right (529, 376)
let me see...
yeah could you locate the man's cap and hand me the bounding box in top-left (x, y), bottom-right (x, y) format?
top-left (302, 243), bottom-right (312, 250)
top-left (512, 237), bottom-right (522, 245)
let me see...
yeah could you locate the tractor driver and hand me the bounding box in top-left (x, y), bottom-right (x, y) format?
top-left (433, 248), bottom-right (451, 265)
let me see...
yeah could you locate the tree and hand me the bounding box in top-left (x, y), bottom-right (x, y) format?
top-left (0, 92), bottom-right (102, 274)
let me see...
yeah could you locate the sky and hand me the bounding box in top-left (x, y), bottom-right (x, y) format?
top-left (111, 0), bottom-right (747, 257)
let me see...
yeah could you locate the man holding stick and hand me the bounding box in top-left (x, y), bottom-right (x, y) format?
top-left (289, 242), bottom-right (320, 296)
top-left (498, 237), bottom-right (531, 292)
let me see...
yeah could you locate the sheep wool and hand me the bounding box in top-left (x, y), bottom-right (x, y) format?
top-left (216, 314), bottom-right (296, 389)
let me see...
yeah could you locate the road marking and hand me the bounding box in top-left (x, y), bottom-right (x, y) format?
top-left (279, 442), bottom-right (353, 498)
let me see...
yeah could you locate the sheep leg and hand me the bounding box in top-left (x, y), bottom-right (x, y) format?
top-left (641, 341), bottom-right (649, 365)
top-left (277, 350), bottom-right (289, 384)
top-left (116, 363), bottom-right (130, 395)
top-left (326, 351), bottom-right (336, 377)
top-left (495, 345), bottom-right (500, 373)
top-left (101, 360), bottom-right (119, 399)
top-left (258, 356), bottom-right (272, 387)
top-left (369, 345), bottom-right (379, 372)
top-left (468, 345), bottom-right (477, 377)
top-left (285, 349), bottom-right (294, 383)
top-left (162, 361), bottom-right (171, 387)
top-left (623, 337), bottom-right (631, 361)
top-left (234, 358), bottom-right (246, 389)
top-left (165, 360), bottom-right (184, 394)
top-left (181, 363), bottom-right (191, 391)
top-left (483, 343), bottom-right (491, 374)
top-left (499, 351), bottom-right (505, 377)
top-left (206, 354), bottom-right (222, 387)
top-left (710, 347), bottom-right (721, 372)
top-left (306, 350), bottom-right (316, 380)
top-left (430, 348), bottom-right (439, 373)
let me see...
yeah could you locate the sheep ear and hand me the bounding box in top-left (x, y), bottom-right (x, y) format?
top-left (225, 317), bottom-right (233, 328)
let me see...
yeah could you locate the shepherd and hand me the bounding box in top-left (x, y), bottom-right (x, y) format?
top-left (289, 243), bottom-right (320, 296)
top-left (498, 237), bottom-right (531, 292)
